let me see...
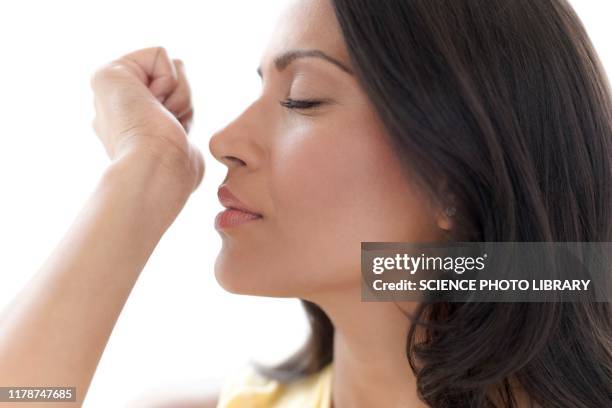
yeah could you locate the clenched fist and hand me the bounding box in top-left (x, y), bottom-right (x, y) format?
top-left (90, 46), bottom-right (204, 192)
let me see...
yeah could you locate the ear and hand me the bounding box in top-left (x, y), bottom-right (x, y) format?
top-left (435, 178), bottom-right (456, 232)
top-left (437, 205), bottom-right (455, 231)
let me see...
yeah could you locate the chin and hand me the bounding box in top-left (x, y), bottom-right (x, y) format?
top-left (213, 261), bottom-right (310, 299)
top-left (213, 257), bottom-right (279, 297)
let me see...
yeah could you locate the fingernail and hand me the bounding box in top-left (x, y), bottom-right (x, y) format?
top-left (156, 95), bottom-right (165, 103)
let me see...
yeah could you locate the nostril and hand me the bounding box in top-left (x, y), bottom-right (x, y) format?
top-left (223, 156), bottom-right (247, 167)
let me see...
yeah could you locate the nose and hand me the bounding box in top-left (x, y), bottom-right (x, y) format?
top-left (209, 102), bottom-right (263, 171)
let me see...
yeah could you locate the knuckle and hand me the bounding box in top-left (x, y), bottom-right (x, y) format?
top-left (89, 62), bottom-right (118, 88)
top-left (167, 74), bottom-right (179, 87)
top-left (154, 46), bottom-right (169, 60)
top-left (89, 66), bottom-right (105, 89)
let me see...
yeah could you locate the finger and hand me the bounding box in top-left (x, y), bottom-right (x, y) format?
top-left (118, 46), bottom-right (178, 102)
top-left (163, 59), bottom-right (191, 116)
top-left (178, 108), bottom-right (194, 133)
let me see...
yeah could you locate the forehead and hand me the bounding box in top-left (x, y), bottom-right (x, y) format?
top-left (259, 0), bottom-right (351, 69)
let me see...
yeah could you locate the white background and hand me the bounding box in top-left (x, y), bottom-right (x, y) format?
top-left (0, 1), bottom-right (609, 407)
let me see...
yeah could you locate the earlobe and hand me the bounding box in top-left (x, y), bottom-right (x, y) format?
top-left (437, 205), bottom-right (456, 231)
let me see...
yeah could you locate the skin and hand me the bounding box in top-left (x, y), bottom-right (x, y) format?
top-left (210, 1), bottom-right (451, 407)
top-left (0, 47), bottom-right (206, 407)
top-left (210, 0), bottom-right (447, 300)
top-left (0, 0), bottom-right (459, 407)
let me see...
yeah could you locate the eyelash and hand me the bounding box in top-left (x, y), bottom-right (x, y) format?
top-left (279, 98), bottom-right (324, 110)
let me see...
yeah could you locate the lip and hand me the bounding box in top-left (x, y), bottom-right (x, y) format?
top-left (215, 185), bottom-right (263, 230)
top-left (215, 208), bottom-right (262, 230)
top-left (217, 185), bottom-right (262, 217)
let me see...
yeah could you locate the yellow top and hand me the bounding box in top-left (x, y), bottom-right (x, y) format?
top-left (215, 363), bottom-right (333, 408)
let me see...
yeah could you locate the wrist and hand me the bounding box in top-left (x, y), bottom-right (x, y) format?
top-left (119, 135), bottom-right (198, 185)
top-left (101, 144), bottom-right (194, 229)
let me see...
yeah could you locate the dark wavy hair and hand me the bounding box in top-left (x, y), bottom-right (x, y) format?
top-left (253, 1), bottom-right (612, 407)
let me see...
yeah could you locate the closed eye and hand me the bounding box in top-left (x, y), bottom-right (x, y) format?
top-left (279, 98), bottom-right (325, 110)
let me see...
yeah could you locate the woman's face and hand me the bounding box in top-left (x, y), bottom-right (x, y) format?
top-left (209, 0), bottom-right (444, 300)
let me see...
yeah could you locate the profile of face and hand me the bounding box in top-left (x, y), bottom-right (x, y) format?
top-left (209, 0), bottom-right (448, 300)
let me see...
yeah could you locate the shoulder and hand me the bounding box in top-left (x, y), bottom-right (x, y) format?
top-left (216, 363), bottom-right (333, 408)
top-left (215, 364), bottom-right (282, 407)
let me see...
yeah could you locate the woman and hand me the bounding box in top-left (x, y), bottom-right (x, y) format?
top-left (0, 0), bottom-right (610, 407)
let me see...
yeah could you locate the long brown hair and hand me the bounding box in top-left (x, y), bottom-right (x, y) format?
top-left (254, 1), bottom-right (612, 407)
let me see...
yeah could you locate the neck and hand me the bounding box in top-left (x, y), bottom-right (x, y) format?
top-left (308, 288), bottom-right (428, 408)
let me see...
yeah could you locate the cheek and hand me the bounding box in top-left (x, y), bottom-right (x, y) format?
top-left (267, 114), bottom-right (436, 289)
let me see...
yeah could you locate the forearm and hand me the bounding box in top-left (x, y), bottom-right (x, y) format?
top-left (0, 148), bottom-right (192, 406)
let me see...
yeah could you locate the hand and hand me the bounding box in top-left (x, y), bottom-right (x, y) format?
top-left (90, 46), bottom-right (204, 192)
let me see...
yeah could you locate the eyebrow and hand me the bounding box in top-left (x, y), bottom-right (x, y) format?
top-left (257, 49), bottom-right (354, 78)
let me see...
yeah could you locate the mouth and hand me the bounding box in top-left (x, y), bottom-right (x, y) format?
top-left (215, 184), bottom-right (263, 230)
top-left (214, 207), bottom-right (263, 230)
